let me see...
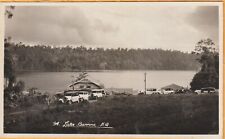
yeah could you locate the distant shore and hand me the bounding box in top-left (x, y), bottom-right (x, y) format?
top-left (16, 69), bottom-right (199, 74)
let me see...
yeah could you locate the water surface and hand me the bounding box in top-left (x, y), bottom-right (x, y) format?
top-left (17, 70), bottom-right (197, 94)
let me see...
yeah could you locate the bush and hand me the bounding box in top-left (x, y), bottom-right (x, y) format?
top-left (190, 71), bottom-right (219, 90)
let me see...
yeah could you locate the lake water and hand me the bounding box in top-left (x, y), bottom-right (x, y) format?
top-left (17, 70), bottom-right (197, 94)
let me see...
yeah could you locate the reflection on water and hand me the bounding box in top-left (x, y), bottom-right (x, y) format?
top-left (17, 70), bottom-right (196, 94)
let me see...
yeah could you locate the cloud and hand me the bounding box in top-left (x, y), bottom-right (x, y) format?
top-left (93, 19), bottom-right (119, 33)
top-left (5, 5), bottom-right (220, 52)
top-left (186, 6), bottom-right (219, 44)
top-left (6, 6), bottom-right (94, 45)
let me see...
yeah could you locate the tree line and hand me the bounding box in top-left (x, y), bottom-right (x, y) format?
top-left (190, 38), bottom-right (219, 90)
top-left (7, 43), bottom-right (200, 72)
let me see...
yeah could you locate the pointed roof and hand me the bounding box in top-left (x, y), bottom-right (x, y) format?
top-left (69, 77), bottom-right (102, 88)
top-left (161, 83), bottom-right (184, 90)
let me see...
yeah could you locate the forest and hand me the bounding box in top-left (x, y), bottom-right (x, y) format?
top-left (7, 42), bottom-right (200, 72)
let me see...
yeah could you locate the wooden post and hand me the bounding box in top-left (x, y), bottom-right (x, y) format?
top-left (144, 72), bottom-right (147, 95)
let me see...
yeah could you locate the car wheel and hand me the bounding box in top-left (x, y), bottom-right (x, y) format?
top-left (68, 100), bottom-right (72, 105)
top-left (79, 98), bottom-right (84, 102)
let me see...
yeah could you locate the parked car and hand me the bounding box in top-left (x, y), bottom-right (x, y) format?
top-left (139, 89), bottom-right (145, 94)
top-left (89, 93), bottom-right (98, 100)
top-left (175, 89), bottom-right (186, 94)
top-left (146, 88), bottom-right (161, 95)
top-left (162, 88), bottom-right (175, 94)
top-left (201, 87), bottom-right (216, 94)
top-left (64, 90), bottom-right (81, 104)
top-left (77, 92), bottom-right (90, 100)
top-left (92, 89), bottom-right (104, 98)
top-left (54, 93), bottom-right (66, 103)
top-left (103, 92), bottom-right (110, 97)
top-left (65, 93), bottom-right (81, 104)
top-left (93, 92), bottom-right (103, 98)
top-left (194, 89), bottom-right (201, 94)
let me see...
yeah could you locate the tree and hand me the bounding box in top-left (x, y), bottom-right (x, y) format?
top-left (4, 7), bottom-right (23, 106)
top-left (13, 80), bottom-right (25, 94)
top-left (10, 43), bottom-right (199, 71)
top-left (190, 38), bottom-right (219, 90)
top-left (71, 72), bottom-right (88, 83)
top-left (4, 6), bottom-right (16, 88)
top-left (5, 6), bottom-right (15, 19)
top-left (4, 38), bottom-right (16, 88)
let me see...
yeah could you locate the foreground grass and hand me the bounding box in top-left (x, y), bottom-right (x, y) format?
top-left (4, 94), bottom-right (218, 134)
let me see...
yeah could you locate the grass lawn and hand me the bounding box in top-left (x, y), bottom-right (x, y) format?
top-left (4, 94), bottom-right (218, 134)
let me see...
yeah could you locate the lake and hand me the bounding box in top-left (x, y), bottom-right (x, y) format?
top-left (17, 70), bottom-right (197, 94)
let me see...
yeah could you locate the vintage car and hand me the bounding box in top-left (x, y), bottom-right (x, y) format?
top-left (77, 91), bottom-right (90, 101)
top-left (64, 90), bottom-right (82, 104)
top-left (162, 88), bottom-right (175, 94)
top-left (92, 89), bottom-right (104, 98)
top-left (54, 92), bottom-right (66, 103)
top-left (194, 89), bottom-right (201, 94)
top-left (146, 88), bottom-right (161, 95)
top-left (201, 87), bottom-right (216, 94)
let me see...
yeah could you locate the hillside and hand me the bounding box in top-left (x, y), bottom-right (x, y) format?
top-left (8, 43), bottom-right (200, 72)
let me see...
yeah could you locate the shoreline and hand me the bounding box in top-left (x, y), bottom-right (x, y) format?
top-left (16, 69), bottom-right (199, 74)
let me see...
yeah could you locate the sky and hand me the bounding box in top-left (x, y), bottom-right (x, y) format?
top-left (5, 4), bottom-right (220, 52)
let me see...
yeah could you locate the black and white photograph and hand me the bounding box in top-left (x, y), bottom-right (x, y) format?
top-left (2, 2), bottom-right (223, 135)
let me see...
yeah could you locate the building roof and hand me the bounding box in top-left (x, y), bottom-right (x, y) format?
top-left (161, 83), bottom-right (184, 90)
top-left (69, 78), bottom-right (102, 88)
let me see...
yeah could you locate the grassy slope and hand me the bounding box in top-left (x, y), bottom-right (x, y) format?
top-left (4, 94), bottom-right (218, 134)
